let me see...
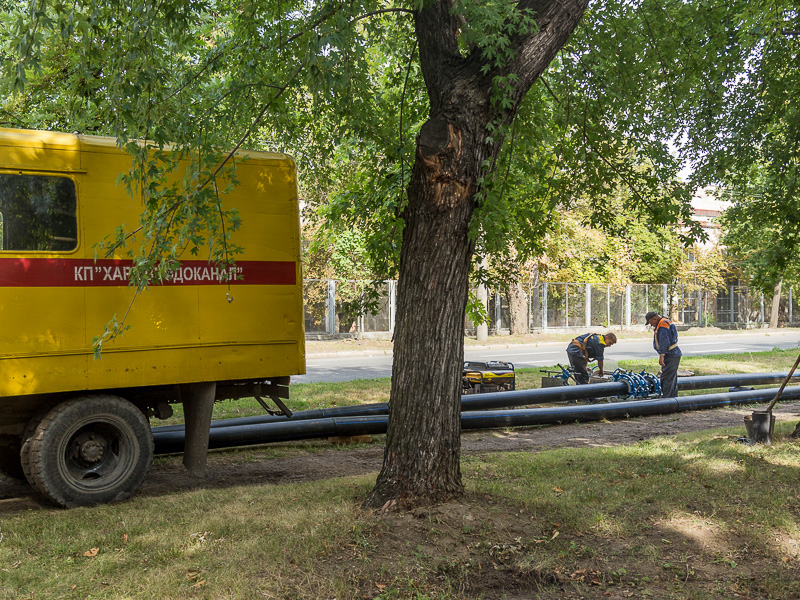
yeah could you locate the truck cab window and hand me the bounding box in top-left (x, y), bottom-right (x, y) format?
top-left (0, 174), bottom-right (78, 251)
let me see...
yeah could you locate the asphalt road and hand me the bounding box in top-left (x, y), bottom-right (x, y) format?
top-left (295, 330), bottom-right (800, 384)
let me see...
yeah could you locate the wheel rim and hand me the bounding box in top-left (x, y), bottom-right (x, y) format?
top-left (56, 416), bottom-right (139, 492)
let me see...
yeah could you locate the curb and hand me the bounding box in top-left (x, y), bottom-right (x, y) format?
top-left (306, 349), bottom-right (394, 359)
top-left (305, 330), bottom-right (800, 360)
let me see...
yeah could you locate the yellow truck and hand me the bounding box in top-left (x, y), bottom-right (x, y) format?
top-left (0, 128), bottom-right (305, 507)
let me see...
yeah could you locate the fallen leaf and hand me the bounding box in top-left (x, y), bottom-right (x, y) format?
top-left (83, 548), bottom-right (99, 558)
top-left (551, 530), bottom-right (560, 540)
top-left (191, 579), bottom-right (206, 588)
top-left (553, 487), bottom-right (563, 493)
top-left (375, 583), bottom-right (386, 590)
top-left (122, 533), bottom-right (128, 545)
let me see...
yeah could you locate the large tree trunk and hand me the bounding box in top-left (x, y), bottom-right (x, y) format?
top-left (364, 115), bottom-right (485, 508)
top-left (770, 279), bottom-right (782, 329)
top-left (364, 0), bottom-right (589, 510)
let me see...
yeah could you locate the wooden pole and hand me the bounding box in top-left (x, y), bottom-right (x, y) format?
top-left (765, 351), bottom-right (800, 413)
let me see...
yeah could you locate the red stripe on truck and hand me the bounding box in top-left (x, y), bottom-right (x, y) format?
top-left (0, 258), bottom-right (296, 287)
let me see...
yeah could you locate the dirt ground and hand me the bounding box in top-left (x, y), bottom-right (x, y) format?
top-left (106, 399), bottom-right (800, 498)
top-left (3, 400), bottom-right (800, 599)
top-left (6, 399), bottom-right (800, 513)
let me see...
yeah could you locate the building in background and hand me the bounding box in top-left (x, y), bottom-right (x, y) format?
top-left (690, 187), bottom-right (729, 248)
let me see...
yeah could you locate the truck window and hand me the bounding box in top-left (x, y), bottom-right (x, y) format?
top-left (0, 174), bottom-right (78, 251)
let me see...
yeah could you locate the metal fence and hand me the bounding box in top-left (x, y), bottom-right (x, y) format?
top-left (303, 280), bottom-right (800, 337)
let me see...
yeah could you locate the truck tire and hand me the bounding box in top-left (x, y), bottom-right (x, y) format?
top-left (28, 396), bottom-right (154, 508)
top-left (20, 410), bottom-right (48, 485)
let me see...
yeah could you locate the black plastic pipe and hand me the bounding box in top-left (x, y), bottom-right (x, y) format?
top-left (153, 371), bottom-right (800, 434)
top-left (459, 386), bottom-right (800, 429)
top-left (154, 403), bottom-right (391, 433)
top-left (153, 414), bottom-right (389, 454)
top-left (156, 381), bottom-right (631, 434)
top-left (152, 385), bottom-right (800, 454)
top-left (675, 372), bottom-right (800, 390)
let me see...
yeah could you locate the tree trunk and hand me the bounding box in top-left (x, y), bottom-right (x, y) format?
top-left (364, 116), bottom-right (480, 509)
top-left (507, 279), bottom-right (529, 335)
top-left (770, 279), bottom-right (782, 329)
top-left (364, 0), bottom-right (590, 510)
top-left (476, 282), bottom-right (489, 341)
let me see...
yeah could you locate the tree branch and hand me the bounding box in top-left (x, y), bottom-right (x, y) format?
top-left (413, 1), bottom-right (465, 104)
top-left (508, 0), bottom-right (590, 96)
top-left (352, 8), bottom-right (414, 25)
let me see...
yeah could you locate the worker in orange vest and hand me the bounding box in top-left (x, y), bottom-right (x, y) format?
top-left (565, 332), bottom-right (617, 384)
top-left (645, 311), bottom-right (682, 397)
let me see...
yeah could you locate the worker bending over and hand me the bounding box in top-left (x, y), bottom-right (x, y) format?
top-left (565, 332), bottom-right (617, 385)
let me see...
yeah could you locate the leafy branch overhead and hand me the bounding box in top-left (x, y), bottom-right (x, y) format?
top-left (1, 1), bottom-right (702, 270)
top-left (3, 0), bottom-right (795, 320)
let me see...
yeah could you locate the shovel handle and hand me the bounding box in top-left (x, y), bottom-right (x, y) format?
top-left (766, 350), bottom-right (800, 413)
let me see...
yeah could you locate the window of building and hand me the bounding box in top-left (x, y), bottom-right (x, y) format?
top-left (0, 174), bottom-right (78, 251)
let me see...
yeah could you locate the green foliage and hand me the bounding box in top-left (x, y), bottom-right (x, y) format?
top-left (683, 4), bottom-right (800, 291)
top-left (536, 188), bottom-right (684, 286)
top-left (3, 0), bottom-right (796, 345)
top-left (720, 183), bottom-right (800, 293)
top-left (1, 0), bottom-right (723, 299)
top-left (465, 290), bottom-right (491, 327)
top-left (675, 244), bottom-right (729, 292)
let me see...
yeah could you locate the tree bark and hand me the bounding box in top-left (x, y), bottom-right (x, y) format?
top-left (364, 116), bottom-right (480, 508)
top-left (770, 279), bottom-right (782, 329)
top-left (364, 0), bottom-right (589, 510)
top-left (508, 279), bottom-right (529, 335)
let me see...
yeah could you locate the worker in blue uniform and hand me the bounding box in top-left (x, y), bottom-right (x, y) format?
top-left (645, 311), bottom-right (682, 397)
top-left (565, 332), bottom-right (617, 384)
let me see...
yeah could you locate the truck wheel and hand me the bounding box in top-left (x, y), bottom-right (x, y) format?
top-left (28, 396), bottom-right (154, 508)
top-left (20, 410), bottom-right (48, 485)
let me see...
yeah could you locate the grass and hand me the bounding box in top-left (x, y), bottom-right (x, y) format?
top-left (0, 478), bottom-right (376, 599)
top-left (3, 424), bottom-right (800, 598)
top-left (3, 347), bottom-right (800, 599)
top-left (617, 348), bottom-right (800, 378)
top-left (463, 424), bottom-right (800, 598)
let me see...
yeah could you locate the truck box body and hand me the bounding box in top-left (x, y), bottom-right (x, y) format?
top-left (0, 128), bottom-right (305, 435)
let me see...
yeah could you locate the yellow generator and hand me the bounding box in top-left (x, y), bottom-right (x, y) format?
top-left (0, 128), bottom-right (305, 507)
top-left (462, 361), bottom-right (516, 394)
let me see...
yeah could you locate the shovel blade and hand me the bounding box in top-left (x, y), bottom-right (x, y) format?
top-left (746, 411), bottom-right (775, 446)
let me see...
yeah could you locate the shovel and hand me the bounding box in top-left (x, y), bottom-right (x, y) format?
top-left (745, 350), bottom-right (800, 445)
